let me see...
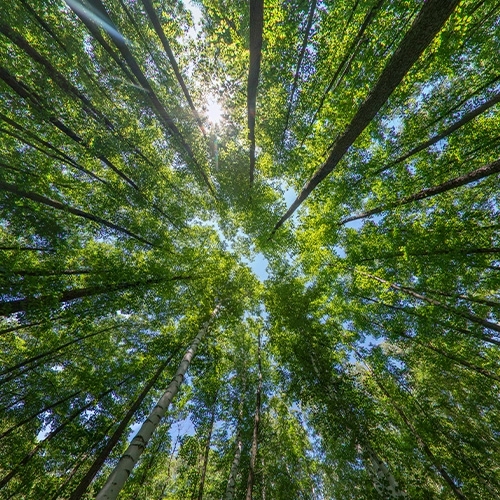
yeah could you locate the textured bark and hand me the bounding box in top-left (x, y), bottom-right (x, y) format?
top-left (272, 0), bottom-right (460, 233)
top-left (225, 432), bottom-right (243, 500)
top-left (0, 180), bottom-right (153, 246)
top-left (341, 159), bottom-right (500, 224)
top-left (248, 0), bottom-right (264, 185)
top-left (362, 272), bottom-right (500, 334)
top-left (246, 332), bottom-right (262, 500)
top-left (96, 307), bottom-right (220, 500)
top-left (364, 443), bottom-right (407, 498)
top-left (68, 345), bottom-right (182, 500)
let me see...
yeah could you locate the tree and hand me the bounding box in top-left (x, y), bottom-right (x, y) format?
top-left (1, 0), bottom-right (499, 498)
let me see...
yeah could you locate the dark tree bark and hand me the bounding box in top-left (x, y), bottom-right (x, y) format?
top-left (272, 0), bottom-right (460, 233)
top-left (370, 93), bottom-right (500, 178)
top-left (340, 159), bottom-right (500, 225)
top-left (0, 179), bottom-right (154, 247)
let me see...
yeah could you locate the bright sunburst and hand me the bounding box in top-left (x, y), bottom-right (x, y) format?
top-left (206, 96), bottom-right (223, 125)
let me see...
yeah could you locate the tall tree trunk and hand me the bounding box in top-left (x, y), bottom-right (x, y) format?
top-left (361, 272), bottom-right (500, 334)
top-left (356, 246), bottom-right (500, 264)
top-left (140, 0), bottom-right (206, 137)
top-left (0, 326), bottom-right (115, 377)
top-left (67, 0), bottom-right (214, 195)
top-left (371, 92), bottom-right (500, 178)
top-left (0, 276), bottom-right (192, 316)
top-left (309, 351), bottom-right (406, 498)
top-left (356, 294), bottom-right (500, 346)
top-left (0, 180), bottom-right (153, 247)
top-left (197, 395), bottom-right (218, 500)
top-left (246, 331), bottom-right (262, 500)
top-left (282, 0), bottom-right (318, 140)
top-left (96, 306), bottom-right (220, 500)
top-left (300, 0), bottom-right (384, 147)
top-left (363, 443), bottom-right (407, 498)
top-left (0, 390), bottom-right (81, 440)
top-left (340, 159), bottom-right (500, 224)
top-left (272, 0), bottom-right (460, 233)
top-left (248, 0), bottom-right (264, 185)
top-left (225, 377), bottom-right (246, 500)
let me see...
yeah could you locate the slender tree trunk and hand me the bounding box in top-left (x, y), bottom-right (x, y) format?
top-left (282, 0), bottom-right (318, 139)
top-left (248, 0), bottom-right (264, 185)
top-left (68, 0), bottom-right (214, 194)
top-left (140, 0), bottom-right (206, 136)
top-left (0, 180), bottom-right (153, 247)
top-left (309, 351), bottom-right (406, 498)
top-left (399, 331), bottom-right (500, 382)
top-left (356, 246), bottom-right (500, 264)
top-left (225, 432), bottom-right (243, 500)
top-left (197, 396), bottom-right (217, 500)
top-left (356, 294), bottom-right (500, 346)
top-left (272, 0), bottom-right (460, 233)
top-left (341, 159), bottom-right (500, 225)
top-left (371, 92), bottom-right (500, 178)
top-left (300, 0), bottom-right (384, 147)
top-left (246, 331), bottom-right (262, 500)
top-left (0, 326), bottom-right (115, 377)
top-left (363, 443), bottom-right (407, 498)
top-left (96, 306), bottom-right (220, 500)
top-left (0, 390), bottom-right (81, 440)
top-left (0, 276), bottom-right (193, 316)
top-left (225, 378), bottom-right (246, 500)
top-left (361, 272), bottom-right (500, 334)
top-left (421, 289), bottom-right (500, 309)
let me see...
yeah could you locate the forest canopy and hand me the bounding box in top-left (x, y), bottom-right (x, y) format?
top-left (0, 0), bottom-right (499, 498)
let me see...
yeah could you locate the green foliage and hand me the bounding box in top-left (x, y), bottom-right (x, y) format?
top-left (0, 0), bottom-right (499, 498)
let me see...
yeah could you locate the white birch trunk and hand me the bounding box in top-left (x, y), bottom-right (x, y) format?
top-left (96, 307), bottom-right (219, 500)
top-left (224, 433), bottom-right (242, 500)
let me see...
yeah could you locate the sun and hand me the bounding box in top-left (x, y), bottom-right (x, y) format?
top-left (206, 96), bottom-right (223, 125)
